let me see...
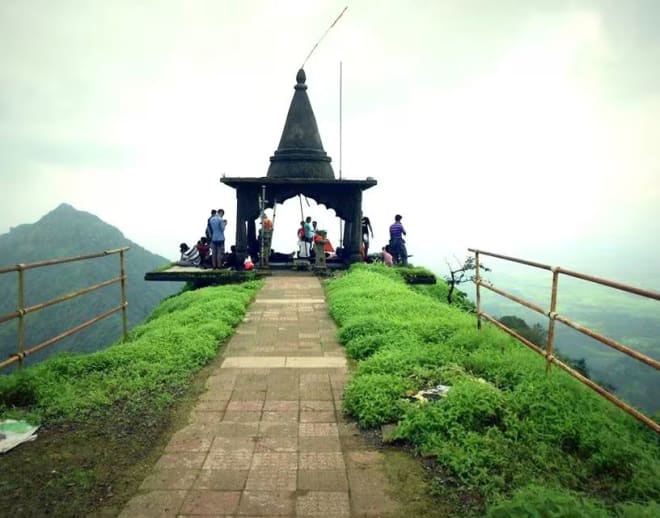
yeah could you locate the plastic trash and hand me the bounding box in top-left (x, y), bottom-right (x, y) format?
top-left (405, 384), bottom-right (451, 403)
top-left (0, 419), bottom-right (39, 454)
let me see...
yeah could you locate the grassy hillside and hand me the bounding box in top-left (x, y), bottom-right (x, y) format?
top-left (0, 203), bottom-right (178, 368)
top-left (0, 280), bottom-right (261, 516)
top-left (326, 264), bottom-right (659, 517)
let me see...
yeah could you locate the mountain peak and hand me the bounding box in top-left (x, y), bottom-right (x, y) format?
top-left (40, 203), bottom-right (100, 226)
top-left (53, 202), bottom-right (77, 212)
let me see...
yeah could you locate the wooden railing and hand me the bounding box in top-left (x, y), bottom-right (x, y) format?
top-left (0, 248), bottom-right (129, 370)
top-left (469, 248), bottom-right (660, 433)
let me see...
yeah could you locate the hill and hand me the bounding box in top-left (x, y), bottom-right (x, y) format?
top-left (0, 203), bottom-right (179, 368)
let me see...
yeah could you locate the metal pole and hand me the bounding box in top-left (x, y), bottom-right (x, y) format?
top-left (339, 61), bottom-right (344, 248)
top-left (259, 185), bottom-right (266, 268)
top-left (120, 250), bottom-right (128, 341)
top-left (17, 265), bottom-right (25, 369)
top-left (546, 267), bottom-right (559, 372)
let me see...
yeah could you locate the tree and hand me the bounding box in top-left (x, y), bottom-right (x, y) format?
top-left (444, 256), bottom-right (491, 305)
top-left (498, 315), bottom-right (595, 381)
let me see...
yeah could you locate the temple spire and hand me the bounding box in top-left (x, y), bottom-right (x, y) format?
top-left (266, 69), bottom-right (335, 180)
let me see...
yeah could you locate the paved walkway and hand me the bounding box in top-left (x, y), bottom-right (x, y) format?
top-left (121, 274), bottom-right (397, 517)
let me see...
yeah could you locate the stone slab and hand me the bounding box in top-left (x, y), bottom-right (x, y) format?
top-left (285, 357), bottom-right (346, 368)
top-left (222, 357), bottom-right (286, 368)
top-left (222, 357), bottom-right (347, 369)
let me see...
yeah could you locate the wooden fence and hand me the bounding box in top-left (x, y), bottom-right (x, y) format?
top-left (0, 248), bottom-right (129, 370)
top-left (469, 248), bottom-right (660, 433)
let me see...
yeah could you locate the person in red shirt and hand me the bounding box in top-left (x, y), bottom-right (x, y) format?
top-left (196, 237), bottom-right (211, 268)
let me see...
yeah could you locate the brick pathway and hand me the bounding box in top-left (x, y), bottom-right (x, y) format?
top-left (120, 274), bottom-right (397, 517)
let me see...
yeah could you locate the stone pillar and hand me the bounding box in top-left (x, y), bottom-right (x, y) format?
top-left (247, 220), bottom-right (257, 260)
top-left (346, 192), bottom-right (363, 264)
top-left (342, 220), bottom-right (352, 263)
top-left (235, 189), bottom-right (250, 268)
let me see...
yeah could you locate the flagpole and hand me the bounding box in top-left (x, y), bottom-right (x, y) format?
top-left (338, 60), bottom-right (344, 248)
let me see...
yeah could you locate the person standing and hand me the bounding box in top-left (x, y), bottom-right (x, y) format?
top-left (208, 209), bottom-right (226, 268)
top-left (389, 214), bottom-right (407, 266)
top-left (304, 217), bottom-right (314, 244)
top-left (262, 212), bottom-right (273, 232)
top-left (205, 209), bottom-right (217, 240)
top-left (297, 221), bottom-right (309, 258)
top-left (361, 215), bottom-right (374, 256)
top-left (259, 212), bottom-right (273, 265)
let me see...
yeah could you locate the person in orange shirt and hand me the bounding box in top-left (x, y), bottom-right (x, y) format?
top-left (262, 212), bottom-right (273, 231)
top-left (313, 227), bottom-right (335, 257)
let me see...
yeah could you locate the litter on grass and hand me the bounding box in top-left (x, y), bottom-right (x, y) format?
top-left (405, 384), bottom-right (451, 402)
top-left (0, 419), bottom-right (39, 454)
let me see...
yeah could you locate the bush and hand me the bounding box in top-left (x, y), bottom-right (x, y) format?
top-left (487, 485), bottom-right (609, 518)
top-left (343, 373), bottom-right (408, 428)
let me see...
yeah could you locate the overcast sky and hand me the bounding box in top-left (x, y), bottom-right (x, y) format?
top-left (1, 0), bottom-right (658, 280)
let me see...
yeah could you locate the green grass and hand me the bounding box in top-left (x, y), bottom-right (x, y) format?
top-left (326, 264), bottom-right (660, 516)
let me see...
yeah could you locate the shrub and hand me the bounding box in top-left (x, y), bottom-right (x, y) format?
top-left (343, 373), bottom-right (408, 428)
top-left (615, 501), bottom-right (660, 518)
top-left (487, 485), bottom-right (609, 518)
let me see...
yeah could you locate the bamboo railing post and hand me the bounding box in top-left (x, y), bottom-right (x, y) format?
top-left (546, 267), bottom-right (560, 373)
top-left (119, 250), bottom-right (128, 342)
top-left (475, 251), bottom-right (482, 330)
top-left (467, 247), bottom-right (660, 433)
top-left (1, 247), bottom-right (130, 370)
top-left (17, 265), bottom-right (25, 369)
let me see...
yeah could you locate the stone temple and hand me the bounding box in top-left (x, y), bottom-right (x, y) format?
top-left (221, 69), bottom-right (377, 266)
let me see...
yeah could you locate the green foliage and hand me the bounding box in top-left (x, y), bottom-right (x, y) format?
top-left (0, 282), bottom-right (262, 423)
top-left (615, 501), bottom-right (660, 518)
top-left (393, 266), bottom-right (437, 284)
top-left (412, 281), bottom-right (476, 312)
top-left (487, 485), bottom-right (609, 518)
top-left (325, 266), bottom-right (660, 515)
top-left (499, 315), bottom-right (548, 346)
top-left (343, 374), bottom-right (408, 428)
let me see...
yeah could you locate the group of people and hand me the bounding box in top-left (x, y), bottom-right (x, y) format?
top-left (361, 214), bottom-right (408, 266)
top-left (292, 213), bottom-right (409, 266)
top-left (296, 216), bottom-right (335, 260)
top-left (177, 209), bottom-right (409, 268)
top-left (360, 214), bottom-right (408, 266)
top-left (177, 209), bottom-right (231, 268)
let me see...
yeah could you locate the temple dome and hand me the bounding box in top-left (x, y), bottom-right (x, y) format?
top-left (266, 69), bottom-right (335, 180)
